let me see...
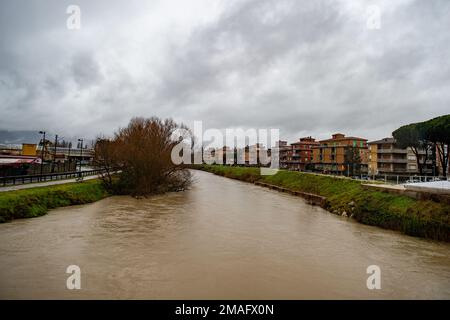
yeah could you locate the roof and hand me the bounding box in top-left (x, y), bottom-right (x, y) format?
top-left (319, 136), bottom-right (368, 143)
top-left (0, 156), bottom-right (41, 166)
top-left (290, 140), bottom-right (319, 145)
top-left (368, 137), bottom-right (396, 145)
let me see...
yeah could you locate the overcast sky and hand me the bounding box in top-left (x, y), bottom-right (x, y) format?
top-left (0, 0), bottom-right (449, 143)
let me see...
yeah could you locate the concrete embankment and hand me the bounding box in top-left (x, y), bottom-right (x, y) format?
top-left (254, 181), bottom-right (327, 206)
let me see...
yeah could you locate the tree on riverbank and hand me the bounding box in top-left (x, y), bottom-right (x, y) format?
top-left (393, 115), bottom-right (449, 177)
top-left (344, 147), bottom-right (362, 176)
top-left (421, 115), bottom-right (450, 177)
top-left (93, 117), bottom-right (192, 196)
top-left (392, 123), bottom-right (429, 175)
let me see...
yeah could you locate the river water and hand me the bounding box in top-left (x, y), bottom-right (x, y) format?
top-left (0, 170), bottom-right (449, 299)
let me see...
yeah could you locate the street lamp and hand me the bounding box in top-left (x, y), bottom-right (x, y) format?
top-left (67, 142), bottom-right (72, 172)
top-left (39, 131), bottom-right (46, 180)
top-left (78, 139), bottom-right (84, 173)
top-left (52, 134), bottom-right (58, 173)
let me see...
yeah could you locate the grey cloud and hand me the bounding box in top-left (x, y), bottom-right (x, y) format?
top-left (0, 0), bottom-right (449, 142)
top-left (70, 52), bottom-right (103, 88)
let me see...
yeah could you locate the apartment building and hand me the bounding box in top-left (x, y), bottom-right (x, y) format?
top-left (214, 146), bottom-right (235, 165)
top-left (204, 144), bottom-right (271, 166)
top-left (276, 141), bottom-right (289, 168)
top-left (287, 137), bottom-right (319, 171)
top-left (368, 138), bottom-right (433, 176)
top-left (276, 138), bottom-right (319, 171)
top-left (312, 133), bottom-right (369, 175)
top-left (243, 143), bottom-right (270, 165)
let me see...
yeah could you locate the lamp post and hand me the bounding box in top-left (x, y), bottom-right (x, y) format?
top-left (78, 139), bottom-right (84, 174)
top-left (52, 134), bottom-right (58, 173)
top-left (39, 131), bottom-right (46, 181)
top-left (67, 142), bottom-right (72, 172)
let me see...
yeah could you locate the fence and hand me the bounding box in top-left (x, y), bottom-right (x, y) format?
top-left (368, 174), bottom-right (447, 185)
top-left (0, 169), bottom-right (105, 187)
top-left (0, 162), bottom-right (78, 178)
top-left (281, 167), bottom-right (447, 185)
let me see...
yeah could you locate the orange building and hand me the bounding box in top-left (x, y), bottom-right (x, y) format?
top-left (312, 133), bottom-right (369, 175)
top-left (281, 137), bottom-right (319, 171)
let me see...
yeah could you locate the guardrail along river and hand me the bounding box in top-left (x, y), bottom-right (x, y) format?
top-left (0, 170), bottom-right (449, 299)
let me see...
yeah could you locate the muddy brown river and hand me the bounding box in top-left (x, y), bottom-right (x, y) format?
top-left (0, 170), bottom-right (449, 299)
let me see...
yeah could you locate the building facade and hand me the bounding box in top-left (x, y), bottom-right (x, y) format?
top-left (369, 138), bottom-right (434, 176)
top-left (312, 133), bottom-right (369, 175)
top-left (286, 137), bottom-right (318, 171)
top-left (277, 141), bottom-right (289, 169)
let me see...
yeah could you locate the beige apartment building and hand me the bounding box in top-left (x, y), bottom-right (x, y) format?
top-left (368, 138), bottom-right (433, 176)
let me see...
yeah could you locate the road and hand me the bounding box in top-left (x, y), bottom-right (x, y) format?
top-left (0, 174), bottom-right (99, 192)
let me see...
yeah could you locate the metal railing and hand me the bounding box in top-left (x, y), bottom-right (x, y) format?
top-left (0, 169), bottom-right (105, 187)
top-left (367, 174), bottom-right (447, 185)
top-left (277, 167), bottom-right (447, 185)
top-left (377, 148), bottom-right (408, 154)
top-left (377, 158), bottom-right (408, 163)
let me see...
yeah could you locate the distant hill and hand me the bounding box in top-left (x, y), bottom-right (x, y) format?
top-left (0, 130), bottom-right (91, 148)
top-left (0, 130), bottom-right (42, 144)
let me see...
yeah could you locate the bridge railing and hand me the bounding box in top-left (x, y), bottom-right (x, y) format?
top-left (0, 169), bottom-right (105, 187)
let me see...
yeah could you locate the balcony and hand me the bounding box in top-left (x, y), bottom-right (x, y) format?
top-left (378, 158), bottom-right (407, 163)
top-left (377, 148), bottom-right (407, 154)
top-left (378, 168), bottom-right (407, 173)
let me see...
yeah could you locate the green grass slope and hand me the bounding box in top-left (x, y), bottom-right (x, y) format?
top-left (0, 179), bottom-right (109, 223)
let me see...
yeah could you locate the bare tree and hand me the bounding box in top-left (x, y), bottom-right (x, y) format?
top-left (93, 137), bottom-right (119, 189)
top-left (93, 117), bottom-right (192, 196)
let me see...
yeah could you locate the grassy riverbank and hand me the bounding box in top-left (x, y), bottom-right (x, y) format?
top-left (0, 180), bottom-right (109, 223)
top-left (195, 165), bottom-right (450, 241)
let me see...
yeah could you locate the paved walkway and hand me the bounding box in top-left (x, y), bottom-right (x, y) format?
top-left (0, 175), bottom-right (99, 192)
top-left (362, 183), bottom-right (406, 191)
top-left (404, 180), bottom-right (450, 195)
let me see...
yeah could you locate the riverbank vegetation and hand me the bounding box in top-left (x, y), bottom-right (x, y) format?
top-left (94, 117), bottom-right (192, 196)
top-left (196, 165), bottom-right (450, 241)
top-left (0, 180), bottom-right (108, 223)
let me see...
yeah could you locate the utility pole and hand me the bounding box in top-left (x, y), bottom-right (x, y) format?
top-left (67, 142), bottom-right (72, 172)
top-left (52, 134), bottom-right (58, 173)
top-left (78, 139), bottom-right (84, 174)
top-left (39, 131), bottom-right (46, 181)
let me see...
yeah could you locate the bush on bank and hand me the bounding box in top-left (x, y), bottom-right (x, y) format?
top-left (195, 165), bottom-right (450, 242)
top-left (0, 179), bottom-right (109, 223)
top-left (94, 117), bottom-right (192, 196)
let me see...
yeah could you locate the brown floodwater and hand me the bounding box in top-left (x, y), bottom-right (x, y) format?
top-left (0, 170), bottom-right (449, 299)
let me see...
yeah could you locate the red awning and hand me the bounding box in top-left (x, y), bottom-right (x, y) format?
top-left (0, 156), bottom-right (41, 166)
